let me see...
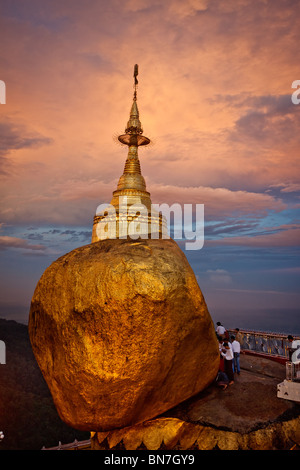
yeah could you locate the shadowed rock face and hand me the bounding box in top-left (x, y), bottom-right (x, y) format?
top-left (28, 238), bottom-right (219, 432)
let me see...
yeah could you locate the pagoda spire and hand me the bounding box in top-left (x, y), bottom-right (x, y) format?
top-left (91, 65), bottom-right (166, 242)
top-left (113, 64), bottom-right (151, 200)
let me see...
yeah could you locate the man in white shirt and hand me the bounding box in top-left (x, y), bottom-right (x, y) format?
top-left (231, 335), bottom-right (241, 374)
top-left (216, 322), bottom-right (226, 339)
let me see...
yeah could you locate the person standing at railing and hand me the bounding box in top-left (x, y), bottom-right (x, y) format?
top-left (231, 335), bottom-right (241, 375)
top-left (216, 322), bottom-right (227, 340)
top-left (287, 335), bottom-right (296, 361)
top-left (234, 328), bottom-right (242, 344)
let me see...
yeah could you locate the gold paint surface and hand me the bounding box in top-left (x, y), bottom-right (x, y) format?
top-left (28, 238), bottom-right (219, 432)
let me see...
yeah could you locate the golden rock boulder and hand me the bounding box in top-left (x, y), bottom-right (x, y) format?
top-left (28, 238), bottom-right (219, 431)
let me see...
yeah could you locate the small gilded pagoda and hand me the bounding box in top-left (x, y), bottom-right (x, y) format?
top-left (92, 65), bottom-right (167, 243)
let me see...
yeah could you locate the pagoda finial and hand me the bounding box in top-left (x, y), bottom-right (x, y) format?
top-left (133, 64), bottom-right (138, 101)
top-left (118, 65), bottom-right (150, 147)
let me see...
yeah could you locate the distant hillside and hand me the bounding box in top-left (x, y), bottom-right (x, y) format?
top-left (0, 318), bottom-right (89, 450)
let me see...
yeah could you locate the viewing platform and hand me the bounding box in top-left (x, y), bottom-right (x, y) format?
top-left (43, 329), bottom-right (300, 451)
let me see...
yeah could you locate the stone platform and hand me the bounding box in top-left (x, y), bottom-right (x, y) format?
top-left (91, 354), bottom-right (300, 450)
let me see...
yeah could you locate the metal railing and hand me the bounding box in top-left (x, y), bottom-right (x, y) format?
top-left (42, 438), bottom-right (91, 450)
top-left (227, 329), bottom-right (300, 362)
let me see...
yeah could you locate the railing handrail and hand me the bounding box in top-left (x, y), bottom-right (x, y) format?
top-left (42, 438), bottom-right (91, 450)
top-left (226, 328), bottom-right (300, 361)
top-left (227, 328), bottom-right (300, 340)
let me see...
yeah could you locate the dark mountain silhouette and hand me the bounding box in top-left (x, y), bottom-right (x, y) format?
top-left (0, 318), bottom-right (89, 450)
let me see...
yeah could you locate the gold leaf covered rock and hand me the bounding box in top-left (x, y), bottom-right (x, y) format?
top-left (28, 238), bottom-right (219, 431)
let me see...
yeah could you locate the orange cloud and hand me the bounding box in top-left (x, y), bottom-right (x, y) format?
top-left (0, 0), bottom-right (299, 229)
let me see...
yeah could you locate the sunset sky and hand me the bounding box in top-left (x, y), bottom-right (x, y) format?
top-left (0, 0), bottom-right (299, 333)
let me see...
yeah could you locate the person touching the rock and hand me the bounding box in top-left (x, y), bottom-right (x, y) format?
top-left (221, 342), bottom-right (234, 385)
top-left (218, 337), bottom-right (225, 372)
top-left (215, 370), bottom-right (229, 390)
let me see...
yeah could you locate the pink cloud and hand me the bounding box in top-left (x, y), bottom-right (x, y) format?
top-left (0, 179), bottom-right (285, 225)
top-left (0, 236), bottom-right (46, 251)
top-left (149, 183), bottom-right (286, 218)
